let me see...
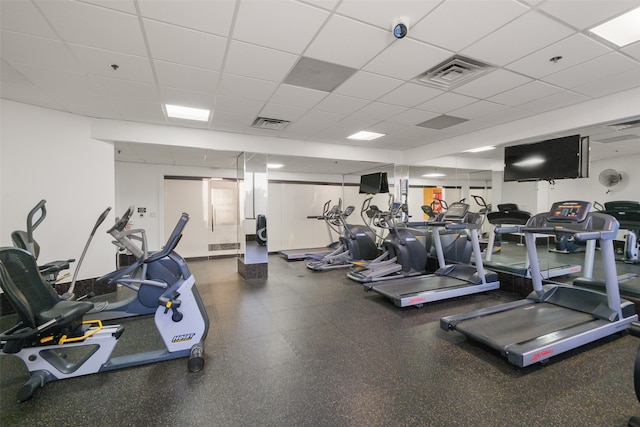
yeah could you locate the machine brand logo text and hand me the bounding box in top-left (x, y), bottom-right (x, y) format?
top-left (171, 333), bottom-right (196, 343)
top-left (531, 348), bottom-right (554, 361)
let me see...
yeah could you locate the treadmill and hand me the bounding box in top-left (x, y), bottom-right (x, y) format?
top-left (483, 203), bottom-right (582, 279)
top-left (574, 201), bottom-right (640, 299)
top-left (441, 201), bottom-right (638, 367)
top-left (365, 203), bottom-right (500, 308)
top-left (280, 200), bottom-right (342, 261)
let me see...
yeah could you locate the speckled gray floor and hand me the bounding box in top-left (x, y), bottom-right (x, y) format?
top-left (2, 253), bottom-right (640, 426)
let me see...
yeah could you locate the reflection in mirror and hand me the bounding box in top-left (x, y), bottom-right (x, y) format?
top-left (237, 152), bottom-right (268, 279)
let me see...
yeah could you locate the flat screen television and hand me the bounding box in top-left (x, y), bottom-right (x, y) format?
top-left (359, 172), bottom-right (389, 194)
top-left (504, 135), bottom-right (589, 182)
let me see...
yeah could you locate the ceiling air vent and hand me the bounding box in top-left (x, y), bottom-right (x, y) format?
top-left (251, 117), bottom-right (291, 131)
top-left (607, 118), bottom-right (640, 131)
top-left (417, 55), bottom-right (492, 89)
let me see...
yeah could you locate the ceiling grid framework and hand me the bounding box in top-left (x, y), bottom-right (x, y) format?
top-left (1, 0), bottom-right (639, 176)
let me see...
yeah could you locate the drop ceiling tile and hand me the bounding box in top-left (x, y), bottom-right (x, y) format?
top-left (0, 0), bottom-right (57, 38)
top-left (211, 111), bottom-right (256, 130)
top-left (334, 71), bottom-right (403, 100)
top-left (17, 65), bottom-right (102, 97)
top-left (452, 69), bottom-right (531, 99)
top-left (461, 11), bottom-right (575, 66)
top-left (476, 107), bottom-right (534, 124)
top-left (623, 41), bottom-right (640, 61)
top-left (69, 45), bottom-right (154, 83)
top-left (1, 60), bottom-right (30, 84)
top-left (367, 121), bottom-right (407, 135)
top-left (364, 38), bottom-right (452, 81)
top-left (144, 19), bottom-right (227, 70)
top-left (160, 87), bottom-right (214, 110)
top-left (299, 0), bottom-right (340, 11)
top-left (488, 81), bottom-right (563, 107)
top-left (108, 97), bottom-right (166, 124)
top-left (36, 0), bottom-right (146, 56)
top-left (81, 0), bottom-right (137, 14)
top-left (269, 84), bottom-right (328, 109)
top-left (571, 66), bottom-right (640, 98)
top-left (538, 0), bottom-right (640, 30)
top-left (313, 94), bottom-right (370, 115)
top-left (305, 15), bottom-right (392, 69)
top-left (59, 94), bottom-right (121, 119)
top-left (287, 109), bottom-right (343, 131)
top-left (138, 0), bottom-right (235, 36)
top-left (154, 60), bottom-right (220, 93)
top-left (332, 115), bottom-right (379, 133)
top-left (388, 108), bottom-right (439, 126)
top-left (377, 82), bottom-right (443, 108)
top-left (542, 52), bottom-right (639, 88)
top-left (283, 57), bottom-right (357, 92)
top-left (410, 0), bottom-right (528, 52)
top-left (234, 0), bottom-right (328, 54)
top-left (352, 101), bottom-right (407, 120)
top-left (213, 95), bottom-right (263, 117)
top-left (93, 76), bottom-right (159, 101)
top-left (336, 0), bottom-right (439, 30)
top-left (449, 100), bottom-right (507, 119)
top-left (517, 90), bottom-right (590, 113)
top-left (506, 34), bottom-right (612, 79)
top-left (258, 103), bottom-right (307, 122)
top-left (1, 30), bottom-right (83, 72)
top-left (415, 92), bottom-right (478, 114)
top-left (217, 74), bottom-right (278, 102)
top-left (225, 40), bottom-right (299, 82)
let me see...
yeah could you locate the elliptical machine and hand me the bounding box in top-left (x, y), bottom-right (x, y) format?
top-left (305, 199), bottom-right (378, 271)
top-left (86, 206), bottom-right (193, 320)
top-left (0, 213), bottom-right (209, 403)
top-left (348, 197), bottom-right (472, 283)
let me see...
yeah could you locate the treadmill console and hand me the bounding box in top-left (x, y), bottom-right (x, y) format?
top-left (547, 201), bottom-right (591, 223)
top-left (443, 203), bottom-right (469, 221)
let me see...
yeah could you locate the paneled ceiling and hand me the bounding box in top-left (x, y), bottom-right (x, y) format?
top-left (2, 0), bottom-right (640, 175)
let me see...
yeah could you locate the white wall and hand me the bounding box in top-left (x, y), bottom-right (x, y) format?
top-left (0, 100), bottom-right (115, 281)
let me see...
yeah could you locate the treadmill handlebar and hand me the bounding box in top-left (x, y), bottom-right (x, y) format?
top-left (495, 226), bottom-right (521, 234)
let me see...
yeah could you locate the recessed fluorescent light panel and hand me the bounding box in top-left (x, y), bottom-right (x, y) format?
top-left (267, 163), bottom-right (284, 169)
top-left (464, 146), bottom-right (496, 153)
top-left (589, 6), bottom-right (640, 47)
top-left (165, 104), bottom-right (210, 121)
top-left (348, 131), bottom-right (385, 141)
top-left (422, 173), bottom-right (446, 177)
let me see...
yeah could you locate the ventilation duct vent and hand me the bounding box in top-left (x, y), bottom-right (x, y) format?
top-left (607, 118), bottom-right (640, 131)
top-left (597, 135), bottom-right (638, 144)
top-left (251, 117), bottom-right (291, 131)
top-left (417, 55), bottom-right (492, 89)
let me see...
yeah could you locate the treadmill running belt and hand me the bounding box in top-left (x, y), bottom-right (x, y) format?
top-left (455, 302), bottom-right (594, 350)
top-left (373, 276), bottom-right (468, 296)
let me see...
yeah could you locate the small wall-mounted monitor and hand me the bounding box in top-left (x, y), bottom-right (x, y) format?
top-left (359, 172), bottom-right (389, 194)
top-left (504, 135), bottom-right (589, 182)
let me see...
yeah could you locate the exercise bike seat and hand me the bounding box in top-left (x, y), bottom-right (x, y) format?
top-left (0, 248), bottom-right (93, 351)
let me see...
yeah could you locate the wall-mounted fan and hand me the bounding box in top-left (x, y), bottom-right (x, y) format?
top-left (598, 169), bottom-right (623, 194)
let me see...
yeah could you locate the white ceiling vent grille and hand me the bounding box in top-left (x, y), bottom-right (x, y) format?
top-left (607, 118), bottom-right (640, 131)
top-left (251, 117), bottom-right (291, 131)
top-left (417, 56), bottom-right (492, 89)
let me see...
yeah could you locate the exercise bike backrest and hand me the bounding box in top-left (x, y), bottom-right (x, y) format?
top-left (11, 200), bottom-right (49, 259)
